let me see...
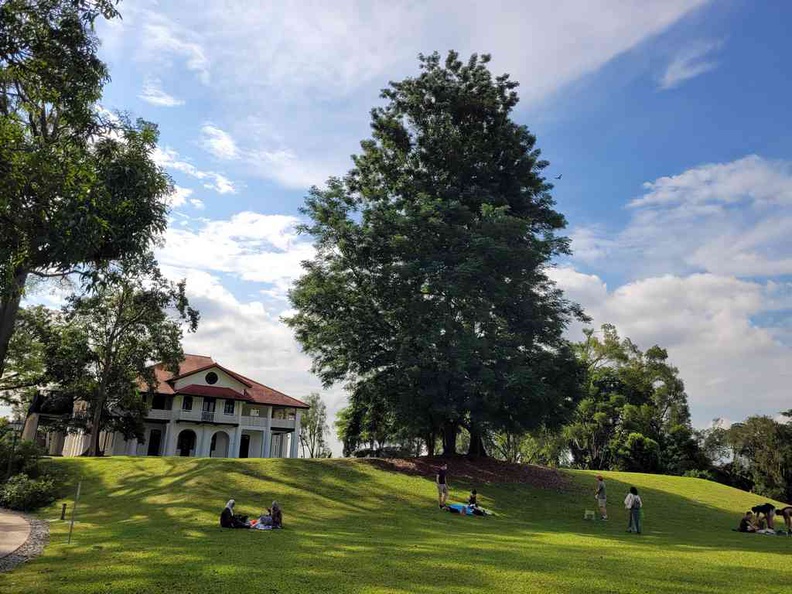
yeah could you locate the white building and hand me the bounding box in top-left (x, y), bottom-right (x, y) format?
top-left (55, 354), bottom-right (309, 459)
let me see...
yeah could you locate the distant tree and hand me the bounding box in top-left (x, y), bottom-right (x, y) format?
top-left (288, 51), bottom-right (585, 457)
top-left (0, 0), bottom-right (172, 376)
top-left (300, 392), bottom-right (332, 458)
top-left (726, 415), bottom-right (792, 501)
top-left (565, 324), bottom-right (703, 474)
top-left (57, 255), bottom-right (198, 456)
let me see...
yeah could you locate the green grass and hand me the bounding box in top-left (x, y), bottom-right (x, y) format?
top-left (1, 457), bottom-right (790, 593)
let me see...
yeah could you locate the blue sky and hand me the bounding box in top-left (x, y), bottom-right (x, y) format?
top-left (15, 0), bottom-right (792, 446)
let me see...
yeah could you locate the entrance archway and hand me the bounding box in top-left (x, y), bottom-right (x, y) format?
top-left (210, 431), bottom-right (229, 458)
top-left (176, 429), bottom-right (196, 457)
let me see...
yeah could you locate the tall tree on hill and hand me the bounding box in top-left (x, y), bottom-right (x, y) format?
top-left (300, 392), bottom-right (332, 458)
top-left (61, 255), bottom-right (199, 456)
top-left (0, 0), bottom-right (172, 376)
top-left (287, 51), bottom-right (586, 457)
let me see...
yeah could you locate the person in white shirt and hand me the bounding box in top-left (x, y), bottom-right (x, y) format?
top-left (624, 486), bottom-right (642, 534)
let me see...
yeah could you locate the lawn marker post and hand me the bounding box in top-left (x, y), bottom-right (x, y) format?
top-left (67, 481), bottom-right (82, 544)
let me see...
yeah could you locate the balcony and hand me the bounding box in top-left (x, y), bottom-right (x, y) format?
top-left (146, 409), bottom-right (173, 421)
top-left (239, 415), bottom-right (296, 430)
top-left (173, 409), bottom-right (238, 424)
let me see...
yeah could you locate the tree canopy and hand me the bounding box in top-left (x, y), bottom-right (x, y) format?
top-left (288, 52), bottom-right (585, 456)
top-left (0, 0), bottom-right (172, 376)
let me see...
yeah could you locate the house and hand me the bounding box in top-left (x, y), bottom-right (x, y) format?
top-left (50, 354), bottom-right (309, 459)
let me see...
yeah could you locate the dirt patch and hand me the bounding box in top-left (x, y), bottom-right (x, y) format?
top-left (367, 456), bottom-right (572, 491)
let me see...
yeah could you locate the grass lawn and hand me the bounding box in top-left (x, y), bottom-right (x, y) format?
top-left (1, 457), bottom-right (789, 593)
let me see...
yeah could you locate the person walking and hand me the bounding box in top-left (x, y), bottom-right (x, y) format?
top-left (595, 475), bottom-right (608, 520)
top-left (436, 463), bottom-right (449, 508)
top-left (624, 487), bottom-right (642, 534)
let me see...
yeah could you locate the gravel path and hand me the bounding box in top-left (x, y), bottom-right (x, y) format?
top-left (0, 512), bottom-right (49, 574)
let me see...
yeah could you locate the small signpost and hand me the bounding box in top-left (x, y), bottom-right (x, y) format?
top-left (67, 481), bottom-right (82, 544)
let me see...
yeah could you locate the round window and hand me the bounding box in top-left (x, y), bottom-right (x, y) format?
top-left (205, 371), bottom-right (219, 385)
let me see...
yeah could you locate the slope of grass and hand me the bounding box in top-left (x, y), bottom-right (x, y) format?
top-left (1, 457), bottom-right (789, 593)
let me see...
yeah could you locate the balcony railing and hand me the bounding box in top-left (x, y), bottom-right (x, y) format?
top-left (173, 409), bottom-right (238, 424)
top-left (240, 416), bottom-right (295, 430)
top-left (146, 409), bottom-right (173, 420)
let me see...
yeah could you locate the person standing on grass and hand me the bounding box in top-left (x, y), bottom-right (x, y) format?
top-left (595, 475), bottom-right (608, 520)
top-left (751, 503), bottom-right (776, 531)
top-left (437, 463), bottom-right (449, 508)
top-left (777, 505), bottom-right (792, 535)
top-left (624, 487), bottom-right (642, 534)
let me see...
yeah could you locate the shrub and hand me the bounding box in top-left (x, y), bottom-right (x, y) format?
top-left (0, 473), bottom-right (58, 511)
top-left (0, 438), bottom-right (47, 478)
top-left (683, 469), bottom-right (716, 481)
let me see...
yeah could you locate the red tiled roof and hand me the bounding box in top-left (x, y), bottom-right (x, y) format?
top-left (144, 354), bottom-right (309, 409)
top-left (176, 384), bottom-right (251, 401)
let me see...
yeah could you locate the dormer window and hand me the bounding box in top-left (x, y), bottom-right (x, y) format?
top-left (205, 371), bottom-right (219, 385)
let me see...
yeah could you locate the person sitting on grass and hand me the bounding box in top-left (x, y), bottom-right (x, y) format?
top-left (751, 503), bottom-right (776, 531)
top-left (220, 499), bottom-right (250, 529)
top-left (468, 489), bottom-right (478, 508)
top-left (624, 487), bottom-right (642, 534)
top-left (738, 511), bottom-right (757, 533)
top-left (777, 505), bottom-right (792, 535)
top-left (269, 501), bottom-right (283, 528)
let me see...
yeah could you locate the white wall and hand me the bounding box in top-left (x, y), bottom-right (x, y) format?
top-left (173, 367), bottom-right (247, 392)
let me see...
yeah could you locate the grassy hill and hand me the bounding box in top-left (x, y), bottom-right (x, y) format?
top-left (1, 457), bottom-right (789, 593)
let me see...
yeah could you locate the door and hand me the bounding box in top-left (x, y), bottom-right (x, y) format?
top-left (147, 429), bottom-right (162, 456)
top-left (239, 434), bottom-right (250, 459)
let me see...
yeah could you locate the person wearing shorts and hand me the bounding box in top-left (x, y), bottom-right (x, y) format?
top-left (751, 503), bottom-right (776, 530)
top-left (777, 506), bottom-right (792, 534)
top-left (595, 475), bottom-right (608, 520)
top-left (437, 463), bottom-right (449, 508)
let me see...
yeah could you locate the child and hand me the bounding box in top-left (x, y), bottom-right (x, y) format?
top-left (624, 487), bottom-right (642, 534)
top-left (468, 489), bottom-right (478, 508)
top-left (738, 511), bottom-right (757, 533)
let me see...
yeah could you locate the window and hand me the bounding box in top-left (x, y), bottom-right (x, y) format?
top-left (151, 394), bottom-right (168, 410)
top-left (205, 371), bottom-right (219, 385)
top-left (224, 400), bottom-right (235, 415)
top-left (182, 396), bottom-right (193, 411)
top-left (203, 398), bottom-right (216, 413)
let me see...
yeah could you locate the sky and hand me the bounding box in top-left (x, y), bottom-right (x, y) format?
top-left (12, 0), bottom-right (792, 452)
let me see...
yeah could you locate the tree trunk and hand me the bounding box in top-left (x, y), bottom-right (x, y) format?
top-left (467, 426), bottom-right (488, 458)
top-left (88, 401), bottom-right (105, 456)
top-left (441, 422), bottom-right (457, 456)
top-left (425, 432), bottom-right (435, 457)
top-left (0, 268), bottom-right (29, 378)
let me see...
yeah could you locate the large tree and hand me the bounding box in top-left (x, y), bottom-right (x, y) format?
top-left (288, 52), bottom-right (585, 457)
top-left (0, 0), bottom-right (172, 376)
top-left (60, 255), bottom-right (198, 456)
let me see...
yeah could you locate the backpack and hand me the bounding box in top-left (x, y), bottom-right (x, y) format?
top-left (632, 496), bottom-right (642, 510)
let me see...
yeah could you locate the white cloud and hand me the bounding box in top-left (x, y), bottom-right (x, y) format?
top-left (102, 1), bottom-right (707, 190)
top-left (659, 40), bottom-right (721, 90)
top-left (138, 78), bottom-right (185, 107)
top-left (189, 198), bottom-right (205, 210)
top-left (153, 147), bottom-right (237, 194)
top-left (571, 155), bottom-right (792, 278)
top-left (200, 125), bottom-right (239, 160)
top-left (158, 212), bottom-right (313, 299)
top-left (168, 185), bottom-right (193, 208)
top-left (551, 268), bottom-right (792, 426)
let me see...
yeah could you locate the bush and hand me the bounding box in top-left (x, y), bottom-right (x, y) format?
top-left (0, 473), bottom-right (58, 511)
top-left (0, 438), bottom-right (47, 478)
top-left (683, 469), bottom-right (716, 481)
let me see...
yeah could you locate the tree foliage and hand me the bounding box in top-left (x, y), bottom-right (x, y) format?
top-left (288, 51), bottom-right (585, 457)
top-left (299, 393), bottom-right (332, 458)
top-left (0, 0), bottom-right (171, 376)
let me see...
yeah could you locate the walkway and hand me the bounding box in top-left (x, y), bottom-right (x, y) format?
top-left (0, 509), bottom-right (30, 559)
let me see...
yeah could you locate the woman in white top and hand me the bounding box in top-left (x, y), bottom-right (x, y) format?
top-left (624, 487), bottom-right (642, 534)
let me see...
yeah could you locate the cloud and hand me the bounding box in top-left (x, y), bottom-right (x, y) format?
top-left (200, 125), bottom-right (239, 160)
top-left (659, 40), bottom-right (721, 90)
top-left (153, 146), bottom-right (237, 194)
top-left (141, 14), bottom-right (210, 84)
top-left (189, 198), bottom-right (205, 210)
top-left (158, 212), bottom-right (314, 299)
top-left (571, 155), bottom-right (792, 279)
top-left (168, 185), bottom-right (193, 208)
top-left (551, 267), bottom-right (792, 426)
top-left (103, 1), bottom-right (707, 190)
top-left (138, 78), bottom-right (185, 107)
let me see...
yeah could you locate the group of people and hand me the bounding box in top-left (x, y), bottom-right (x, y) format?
top-left (738, 503), bottom-right (792, 535)
top-left (435, 463), bottom-right (489, 516)
top-left (220, 499), bottom-right (283, 530)
top-left (594, 475), bottom-right (643, 534)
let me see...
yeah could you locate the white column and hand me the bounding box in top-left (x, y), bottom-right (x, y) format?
top-left (262, 406), bottom-right (272, 458)
top-left (289, 411), bottom-right (302, 459)
top-left (163, 423), bottom-right (172, 457)
top-left (165, 423), bottom-right (178, 456)
top-left (126, 437), bottom-right (138, 456)
top-left (196, 427), bottom-right (208, 457)
top-left (231, 425), bottom-right (242, 458)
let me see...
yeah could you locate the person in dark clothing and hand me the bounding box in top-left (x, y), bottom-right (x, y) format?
top-left (468, 489), bottom-right (478, 507)
top-left (436, 464), bottom-right (449, 508)
top-left (269, 501), bottom-right (283, 528)
top-left (220, 499), bottom-right (249, 529)
top-left (777, 506), bottom-right (792, 534)
top-left (738, 511), bottom-right (757, 533)
top-left (751, 503), bottom-right (776, 530)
